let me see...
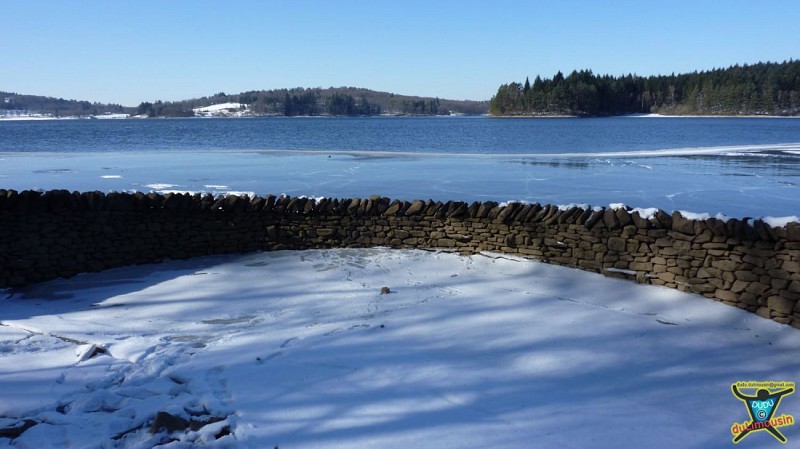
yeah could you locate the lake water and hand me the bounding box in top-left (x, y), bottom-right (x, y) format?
top-left (1, 116), bottom-right (799, 218)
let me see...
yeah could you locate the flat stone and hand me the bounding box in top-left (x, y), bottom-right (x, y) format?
top-left (768, 295), bottom-right (795, 315)
top-left (714, 289), bottom-right (739, 302)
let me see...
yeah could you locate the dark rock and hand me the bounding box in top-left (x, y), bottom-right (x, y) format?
top-left (0, 419), bottom-right (37, 439)
top-left (150, 411), bottom-right (189, 434)
top-left (405, 200), bottom-right (426, 216)
top-left (603, 208), bottom-right (620, 229)
top-left (476, 201), bottom-right (497, 218)
top-left (653, 210), bottom-right (673, 228)
top-left (447, 202), bottom-right (468, 219)
top-left (614, 207), bottom-right (632, 226)
top-left (584, 210), bottom-right (605, 229)
top-left (607, 237), bottom-right (627, 252)
top-left (671, 212), bottom-right (695, 235)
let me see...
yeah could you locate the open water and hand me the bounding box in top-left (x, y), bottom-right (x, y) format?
top-left (1, 116), bottom-right (799, 218)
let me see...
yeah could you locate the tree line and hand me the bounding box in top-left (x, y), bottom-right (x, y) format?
top-left (137, 87), bottom-right (485, 117)
top-left (1, 92), bottom-right (125, 117)
top-left (2, 87), bottom-right (488, 118)
top-left (489, 60), bottom-right (800, 116)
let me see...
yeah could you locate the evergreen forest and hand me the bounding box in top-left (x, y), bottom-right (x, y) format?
top-left (489, 60), bottom-right (800, 116)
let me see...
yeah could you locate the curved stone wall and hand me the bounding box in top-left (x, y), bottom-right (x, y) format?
top-left (1, 189), bottom-right (799, 328)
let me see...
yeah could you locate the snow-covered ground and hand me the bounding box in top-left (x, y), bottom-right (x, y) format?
top-left (1, 248), bottom-right (798, 448)
top-left (192, 104), bottom-right (250, 118)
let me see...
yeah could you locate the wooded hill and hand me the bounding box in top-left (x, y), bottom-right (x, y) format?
top-left (136, 87), bottom-right (487, 117)
top-left (1, 92), bottom-right (126, 117)
top-left (489, 60), bottom-right (800, 117)
top-left (1, 87), bottom-right (488, 118)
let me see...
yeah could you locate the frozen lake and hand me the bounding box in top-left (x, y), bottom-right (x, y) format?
top-left (1, 116), bottom-right (799, 218)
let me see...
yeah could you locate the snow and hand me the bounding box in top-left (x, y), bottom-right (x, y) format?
top-left (192, 103), bottom-right (250, 118)
top-left (763, 216), bottom-right (800, 227)
top-left (192, 103), bottom-right (243, 113)
top-left (1, 248), bottom-right (798, 448)
top-left (557, 203), bottom-right (590, 211)
top-left (631, 207), bottom-right (659, 220)
top-left (143, 183), bottom-right (179, 190)
top-left (91, 114), bottom-right (129, 120)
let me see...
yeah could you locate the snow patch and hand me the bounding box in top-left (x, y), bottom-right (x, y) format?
top-left (631, 207), bottom-right (659, 219)
top-left (677, 210), bottom-right (711, 221)
top-left (498, 200), bottom-right (528, 207)
top-left (193, 103), bottom-right (250, 118)
top-left (144, 183), bottom-right (178, 190)
top-left (557, 203), bottom-right (590, 211)
top-left (763, 215), bottom-right (800, 227)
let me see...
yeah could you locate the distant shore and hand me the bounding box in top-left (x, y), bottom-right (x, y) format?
top-left (488, 113), bottom-right (800, 119)
top-left (4, 112), bottom-right (800, 121)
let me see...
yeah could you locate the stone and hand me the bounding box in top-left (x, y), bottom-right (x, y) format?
top-left (150, 411), bottom-right (189, 434)
top-left (316, 228), bottom-right (336, 238)
top-left (629, 262), bottom-right (653, 271)
top-left (768, 295), bottom-right (795, 315)
top-left (714, 289), bottom-right (739, 302)
top-left (383, 201), bottom-right (403, 216)
top-left (785, 222), bottom-right (800, 241)
top-left (734, 270), bottom-right (760, 282)
top-left (437, 238), bottom-right (456, 247)
top-left (711, 260), bottom-right (739, 272)
top-left (779, 290), bottom-right (800, 301)
top-left (405, 200), bottom-right (426, 216)
top-left (690, 283), bottom-right (716, 294)
top-left (607, 237), bottom-right (627, 252)
top-left (653, 210), bottom-right (673, 228)
top-left (603, 209), bottom-right (620, 229)
top-left (744, 282), bottom-right (769, 296)
top-left (756, 307), bottom-right (772, 319)
top-left (730, 280), bottom-right (749, 293)
top-left (631, 211), bottom-right (650, 229)
top-left (615, 207), bottom-right (632, 226)
top-left (584, 210), bottom-right (605, 229)
top-left (671, 212), bottom-right (695, 235)
top-left (380, 287), bottom-right (391, 295)
top-left (0, 419), bottom-right (38, 439)
top-left (782, 260), bottom-right (800, 274)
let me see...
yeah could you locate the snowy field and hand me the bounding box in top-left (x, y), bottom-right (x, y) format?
top-left (1, 248), bottom-right (798, 448)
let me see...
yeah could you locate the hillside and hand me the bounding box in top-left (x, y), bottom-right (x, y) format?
top-left (490, 60), bottom-right (800, 117)
top-left (1, 88), bottom-right (488, 118)
top-left (0, 92), bottom-right (127, 118)
top-left (136, 87), bottom-right (487, 117)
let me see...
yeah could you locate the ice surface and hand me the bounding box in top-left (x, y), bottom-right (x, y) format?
top-left (1, 249), bottom-right (798, 448)
top-left (2, 143), bottom-right (800, 218)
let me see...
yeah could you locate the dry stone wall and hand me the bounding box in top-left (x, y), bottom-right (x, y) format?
top-left (2, 189), bottom-right (800, 328)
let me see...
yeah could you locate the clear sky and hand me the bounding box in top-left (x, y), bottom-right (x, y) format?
top-left (2, 0), bottom-right (799, 106)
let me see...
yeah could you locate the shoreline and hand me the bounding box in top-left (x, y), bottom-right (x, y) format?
top-left (489, 112), bottom-right (800, 119)
top-left (4, 112), bottom-right (800, 121)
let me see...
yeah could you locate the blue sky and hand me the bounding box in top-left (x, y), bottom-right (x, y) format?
top-left (2, 0), bottom-right (799, 106)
